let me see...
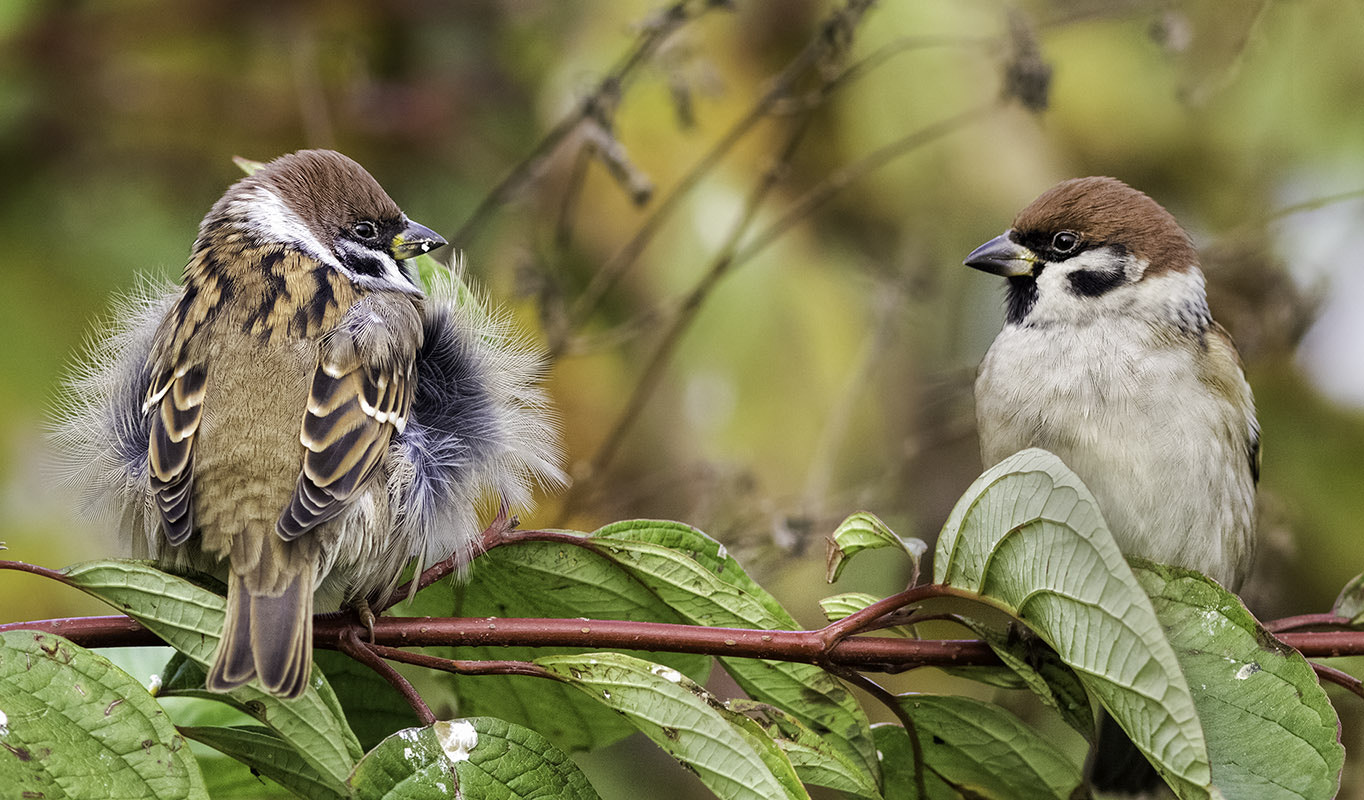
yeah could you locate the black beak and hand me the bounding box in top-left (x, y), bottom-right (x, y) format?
top-left (964, 233), bottom-right (1036, 278)
top-left (391, 219), bottom-right (448, 261)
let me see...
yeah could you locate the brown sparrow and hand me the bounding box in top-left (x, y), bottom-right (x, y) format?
top-left (965, 176), bottom-right (1259, 792)
top-left (55, 150), bottom-right (565, 698)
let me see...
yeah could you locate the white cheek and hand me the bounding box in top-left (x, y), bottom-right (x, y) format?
top-left (1028, 251), bottom-right (1144, 324)
top-left (231, 186), bottom-right (418, 294)
top-left (231, 186), bottom-right (342, 270)
top-left (1026, 253), bottom-right (1206, 329)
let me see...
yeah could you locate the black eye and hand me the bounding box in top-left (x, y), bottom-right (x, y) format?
top-left (353, 221), bottom-right (378, 240)
top-left (1051, 231), bottom-right (1080, 254)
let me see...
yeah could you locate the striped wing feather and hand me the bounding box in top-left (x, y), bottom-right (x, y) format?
top-left (277, 346), bottom-right (412, 540)
top-left (146, 362), bottom-right (207, 545)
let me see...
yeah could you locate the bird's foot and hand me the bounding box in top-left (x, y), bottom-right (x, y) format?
top-left (353, 598), bottom-right (377, 643)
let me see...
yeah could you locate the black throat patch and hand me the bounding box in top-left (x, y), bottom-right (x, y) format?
top-left (1005, 276), bottom-right (1038, 325)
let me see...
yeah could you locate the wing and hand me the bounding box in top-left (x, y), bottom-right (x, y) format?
top-left (1203, 321), bottom-right (1259, 486)
top-left (276, 335), bottom-right (414, 540)
top-left (145, 360), bottom-right (207, 545)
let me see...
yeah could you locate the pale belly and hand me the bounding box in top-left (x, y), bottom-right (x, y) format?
top-left (974, 323), bottom-right (1254, 589)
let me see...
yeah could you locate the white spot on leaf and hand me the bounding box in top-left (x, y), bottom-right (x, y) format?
top-left (651, 665), bottom-right (683, 683)
top-left (436, 720), bottom-right (478, 763)
top-left (1235, 662), bottom-right (1261, 680)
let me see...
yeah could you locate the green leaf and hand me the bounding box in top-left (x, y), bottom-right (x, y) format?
top-left (934, 449), bottom-right (1211, 797)
top-left (873, 723), bottom-right (956, 800)
top-left (348, 718), bottom-right (600, 800)
top-left (0, 630), bottom-right (208, 800)
top-left (405, 538), bottom-right (710, 752)
top-left (825, 511), bottom-right (926, 584)
top-left (232, 155), bottom-right (267, 175)
top-left (727, 700), bottom-right (880, 799)
top-left (537, 653), bottom-right (807, 800)
top-left (414, 253), bottom-right (452, 294)
top-left (157, 650), bottom-right (206, 694)
top-left (313, 650), bottom-right (420, 751)
top-left (62, 561), bottom-right (225, 665)
top-left (818, 592), bottom-right (915, 637)
top-left (588, 520), bottom-right (879, 785)
top-left (891, 694), bottom-right (1082, 799)
top-left (593, 519), bottom-right (794, 624)
top-left (182, 725), bottom-right (343, 800)
top-left (945, 617), bottom-right (1092, 740)
top-left (1331, 572), bottom-right (1364, 624)
top-left (1135, 560), bottom-right (1345, 798)
top-left (62, 559), bottom-right (362, 791)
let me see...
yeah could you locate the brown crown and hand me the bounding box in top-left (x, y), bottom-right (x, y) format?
top-left (1014, 176), bottom-right (1198, 275)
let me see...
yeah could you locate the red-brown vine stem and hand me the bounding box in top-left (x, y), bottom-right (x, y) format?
top-left (338, 628), bottom-right (435, 725)
top-left (5, 559), bottom-right (1364, 677)
top-left (1311, 661), bottom-right (1364, 701)
top-left (830, 666), bottom-right (928, 799)
top-left (8, 605), bottom-right (1364, 674)
top-left (1266, 613), bottom-right (1353, 633)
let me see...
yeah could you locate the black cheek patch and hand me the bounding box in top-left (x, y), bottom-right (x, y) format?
top-left (1067, 269), bottom-right (1125, 297)
top-left (337, 248), bottom-right (386, 278)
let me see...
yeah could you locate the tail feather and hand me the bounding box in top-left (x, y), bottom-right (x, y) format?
top-left (207, 561), bottom-right (314, 699)
top-left (250, 580), bottom-right (313, 697)
top-left (208, 577), bottom-right (258, 689)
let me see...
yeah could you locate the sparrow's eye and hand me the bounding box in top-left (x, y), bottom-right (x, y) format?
top-left (1051, 231), bottom-right (1080, 254)
top-left (353, 221), bottom-right (378, 241)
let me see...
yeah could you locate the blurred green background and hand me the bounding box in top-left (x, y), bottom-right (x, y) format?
top-left (3, 0), bottom-right (1364, 796)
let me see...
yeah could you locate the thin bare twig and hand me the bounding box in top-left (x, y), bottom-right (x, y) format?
top-left (577, 102), bottom-right (821, 490)
top-left (380, 513), bottom-right (518, 609)
top-left (564, 9), bottom-right (985, 343)
top-left (568, 0), bottom-right (880, 328)
top-left (555, 145), bottom-right (596, 250)
top-left (801, 280), bottom-right (904, 510)
top-left (569, 99), bottom-right (993, 501)
top-left (451, 0), bottom-right (722, 248)
top-left (1311, 661), bottom-right (1364, 701)
top-left (0, 559), bottom-right (71, 584)
top-left (368, 644), bottom-right (557, 680)
top-left (832, 667), bottom-right (928, 798)
top-left (730, 100), bottom-right (997, 268)
top-left (1266, 613), bottom-right (1353, 634)
top-left (819, 584), bottom-right (982, 647)
top-left (339, 628), bottom-right (435, 725)
top-left (1256, 187), bottom-right (1364, 227)
top-left (830, 34), bottom-right (996, 90)
top-left (559, 99), bottom-right (993, 367)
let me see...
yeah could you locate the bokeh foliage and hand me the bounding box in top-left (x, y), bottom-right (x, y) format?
top-left (3, 0), bottom-right (1364, 795)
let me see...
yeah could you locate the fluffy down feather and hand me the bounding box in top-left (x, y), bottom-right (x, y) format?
top-left (388, 269), bottom-right (568, 585)
top-left (52, 267), bottom-right (567, 605)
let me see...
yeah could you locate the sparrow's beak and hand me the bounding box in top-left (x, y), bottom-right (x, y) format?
top-left (964, 232), bottom-right (1036, 278)
top-left (391, 219), bottom-right (448, 261)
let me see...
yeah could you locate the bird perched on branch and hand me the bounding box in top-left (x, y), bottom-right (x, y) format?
top-left (55, 149), bottom-right (565, 698)
top-left (965, 176), bottom-right (1259, 793)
